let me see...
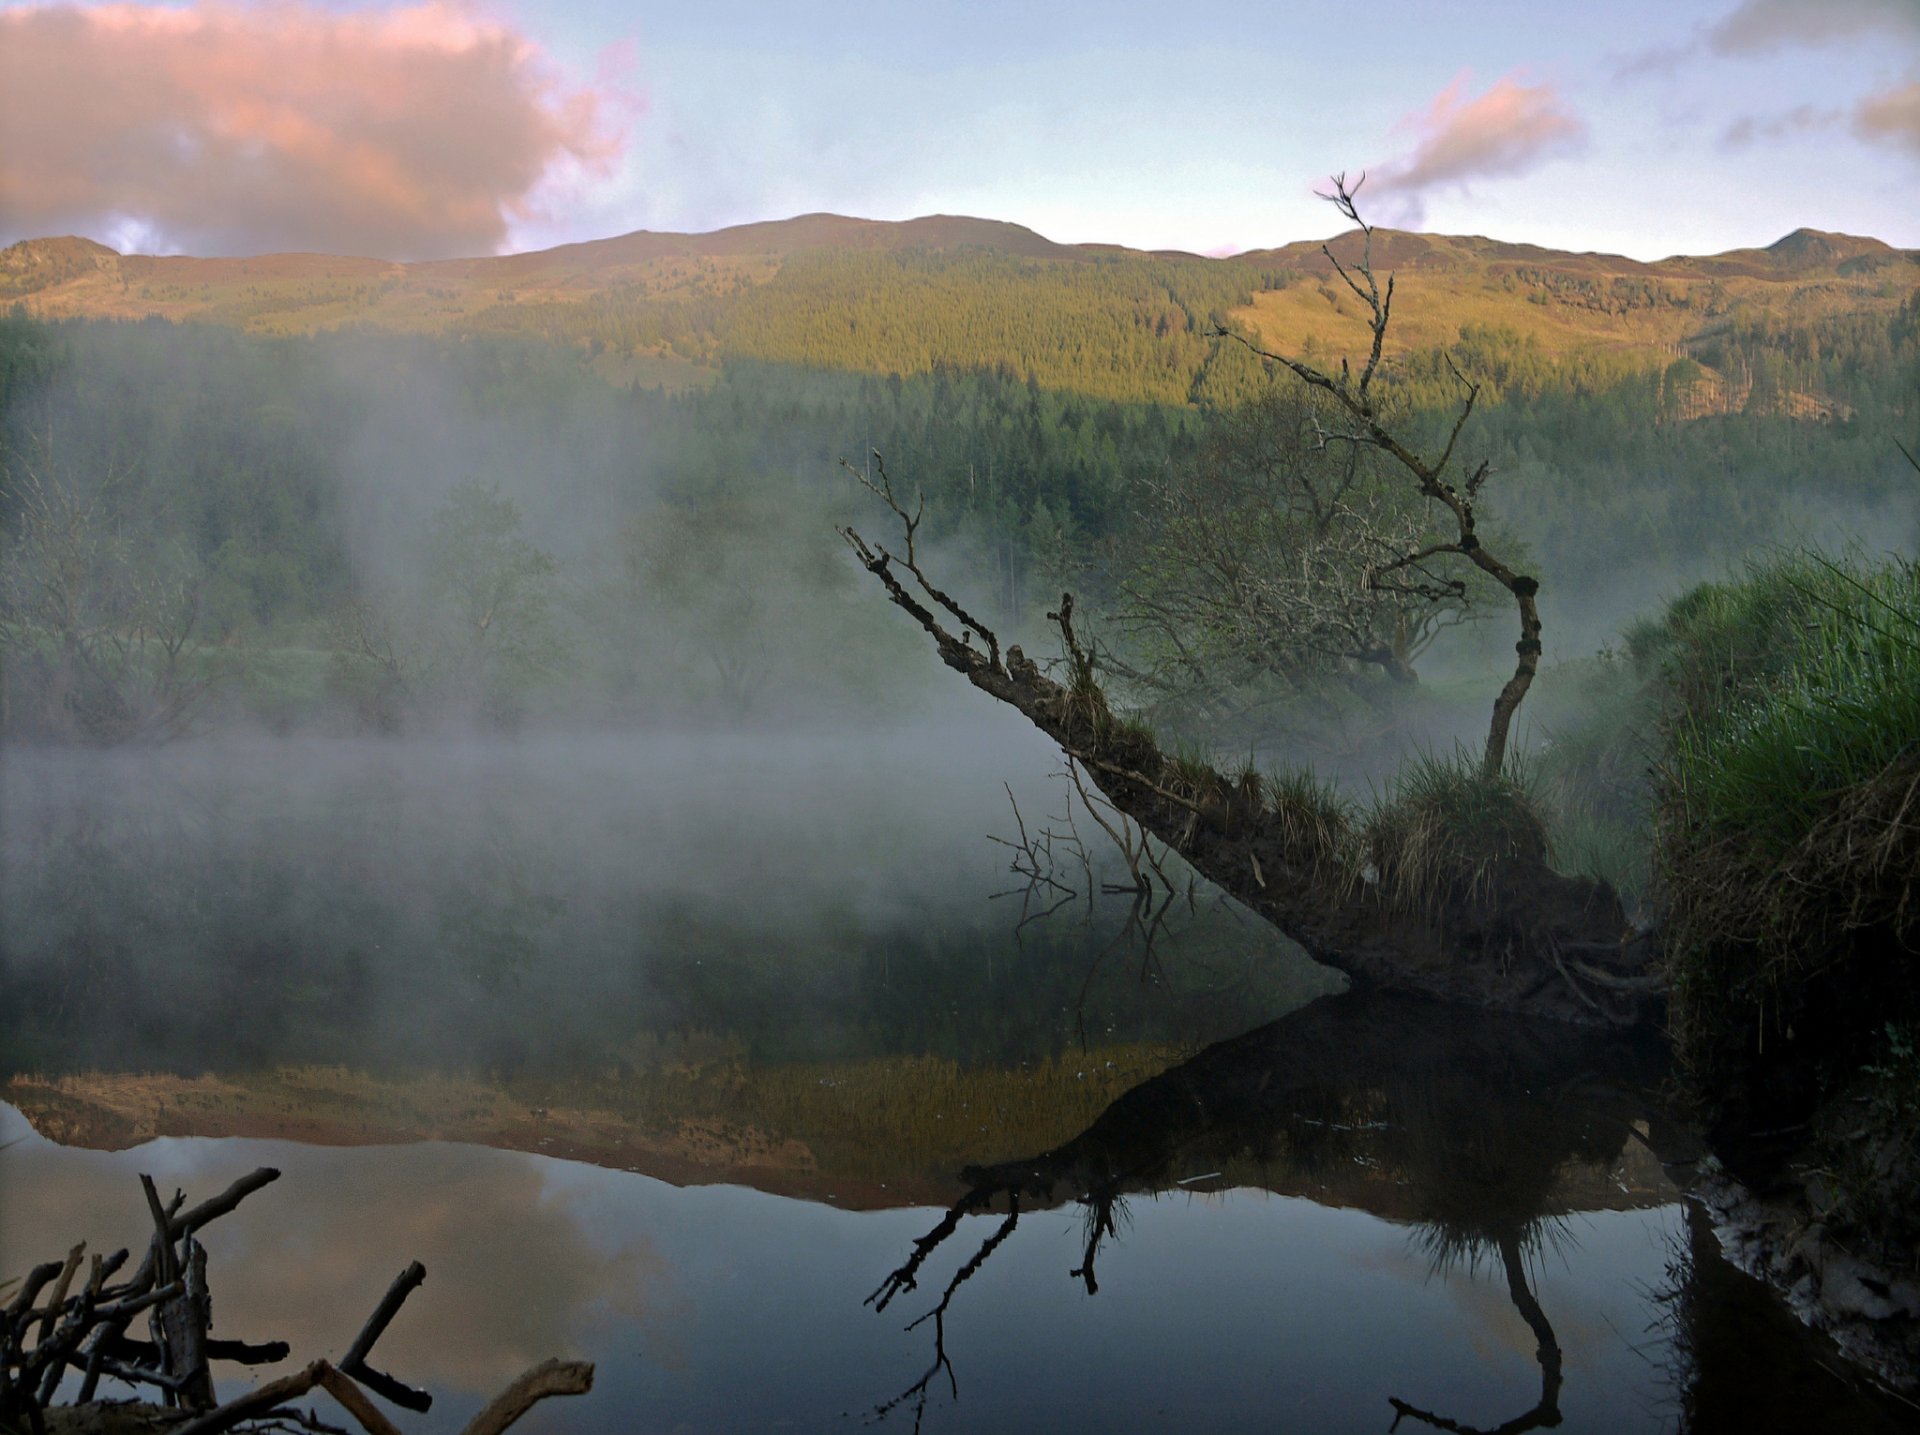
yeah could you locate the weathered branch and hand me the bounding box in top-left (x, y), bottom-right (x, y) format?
top-left (459, 1358), bottom-right (594, 1435)
top-left (340, 1263), bottom-right (430, 1413)
top-left (171, 1361), bottom-right (404, 1435)
top-left (842, 453), bottom-right (1003, 673)
top-left (1209, 174), bottom-right (1543, 777)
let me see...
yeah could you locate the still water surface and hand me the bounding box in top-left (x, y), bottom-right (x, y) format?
top-left (0, 729), bottom-right (1904, 1432)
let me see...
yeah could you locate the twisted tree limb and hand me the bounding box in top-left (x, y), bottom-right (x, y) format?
top-left (1211, 175), bottom-right (1542, 778)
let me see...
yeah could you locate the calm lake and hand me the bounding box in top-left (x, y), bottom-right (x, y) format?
top-left (0, 726), bottom-right (1903, 1432)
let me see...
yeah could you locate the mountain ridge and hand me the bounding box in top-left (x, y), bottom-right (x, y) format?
top-left (3, 211), bottom-right (1912, 410)
top-left (6, 210), bottom-right (1911, 286)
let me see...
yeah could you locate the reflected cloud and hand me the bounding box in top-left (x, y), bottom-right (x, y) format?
top-left (0, 1121), bottom-right (680, 1397)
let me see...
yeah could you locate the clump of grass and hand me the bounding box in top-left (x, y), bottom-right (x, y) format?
top-left (1089, 707), bottom-right (1160, 763)
top-left (1161, 743), bottom-right (1225, 807)
top-left (1231, 754), bottom-right (1265, 809)
top-left (1653, 552), bottom-right (1920, 1085)
top-left (1050, 668), bottom-right (1111, 738)
top-left (1623, 556), bottom-right (1831, 721)
top-left (1363, 749), bottom-right (1552, 917)
top-left (1262, 763), bottom-right (1355, 879)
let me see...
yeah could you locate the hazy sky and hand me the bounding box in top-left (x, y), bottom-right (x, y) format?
top-left (0, 0), bottom-right (1915, 261)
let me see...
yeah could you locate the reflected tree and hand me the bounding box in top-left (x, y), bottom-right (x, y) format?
top-left (864, 991), bottom-right (1678, 1428)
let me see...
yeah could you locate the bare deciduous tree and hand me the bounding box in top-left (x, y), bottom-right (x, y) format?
top-left (1105, 384), bottom-right (1495, 743)
top-left (0, 429), bottom-right (216, 742)
top-left (1212, 173), bottom-right (1541, 779)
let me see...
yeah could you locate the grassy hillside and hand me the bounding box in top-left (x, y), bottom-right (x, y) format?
top-left (4, 214), bottom-right (1913, 410)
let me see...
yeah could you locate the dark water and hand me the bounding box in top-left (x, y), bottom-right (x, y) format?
top-left (0, 730), bottom-right (1904, 1432)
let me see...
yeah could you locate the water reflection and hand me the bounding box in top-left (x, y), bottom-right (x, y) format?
top-left (865, 991), bottom-right (1681, 1431)
top-left (6, 995), bottom-right (1906, 1432)
top-left (0, 1123), bottom-right (679, 1411)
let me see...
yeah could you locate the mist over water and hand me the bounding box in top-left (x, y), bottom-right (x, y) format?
top-left (0, 715), bottom-right (1333, 1076)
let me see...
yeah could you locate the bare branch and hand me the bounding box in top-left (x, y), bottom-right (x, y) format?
top-left (459, 1359), bottom-right (594, 1435)
top-left (340, 1263), bottom-right (430, 1413)
top-left (842, 453), bottom-right (1002, 672)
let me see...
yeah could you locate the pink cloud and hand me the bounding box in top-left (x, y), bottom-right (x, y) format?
top-left (1854, 77), bottom-right (1920, 156)
top-left (0, 2), bottom-right (635, 259)
top-left (1710, 0), bottom-right (1920, 54)
top-left (1366, 71), bottom-right (1587, 226)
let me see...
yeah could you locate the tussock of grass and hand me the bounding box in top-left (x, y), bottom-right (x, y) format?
top-left (1653, 553), bottom-right (1920, 1083)
top-left (1162, 744), bottom-right (1226, 806)
top-left (1262, 763), bottom-right (1355, 880)
top-left (1364, 750), bottom-right (1552, 917)
top-left (1231, 754), bottom-right (1265, 809)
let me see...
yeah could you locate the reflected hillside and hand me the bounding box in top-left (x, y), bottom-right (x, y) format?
top-left (8, 994), bottom-right (1686, 1219)
top-left (6, 995), bottom-right (1905, 1432)
top-left (921, 990), bottom-right (1685, 1230)
top-left (865, 991), bottom-right (1681, 1429)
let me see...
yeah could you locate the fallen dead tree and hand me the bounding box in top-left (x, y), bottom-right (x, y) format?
top-left (840, 458), bottom-right (1658, 1026)
top-left (839, 178), bottom-right (1661, 1028)
top-left (2, 1168), bottom-right (592, 1435)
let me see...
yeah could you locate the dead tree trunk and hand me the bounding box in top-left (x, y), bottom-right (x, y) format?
top-left (841, 459), bottom-right (1657, 1026)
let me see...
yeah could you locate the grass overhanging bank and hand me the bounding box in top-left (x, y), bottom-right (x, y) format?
top-left (1637, 551), bottom-right (1919, 1268)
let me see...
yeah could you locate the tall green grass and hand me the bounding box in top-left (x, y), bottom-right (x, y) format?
top-left (1657, 555), bottom-right (1920, 858)
top-left (1363, 748), bottom-right (1552, 916)
top-left (1649, 551), bottom-right (1920, 1087)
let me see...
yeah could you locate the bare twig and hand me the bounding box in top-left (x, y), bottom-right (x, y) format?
top-left (340, 1263), bottom-right (430, 1414)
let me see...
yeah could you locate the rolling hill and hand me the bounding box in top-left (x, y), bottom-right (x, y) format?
top-left (2, 213), bottom-right (1913, 409)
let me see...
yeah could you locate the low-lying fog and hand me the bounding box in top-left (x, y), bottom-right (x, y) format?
top-left (0, 715), bottom-right (1334, 1076)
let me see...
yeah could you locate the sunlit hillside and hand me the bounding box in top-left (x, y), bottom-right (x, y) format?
top-left (3, 215), bottom-right (1912, 410)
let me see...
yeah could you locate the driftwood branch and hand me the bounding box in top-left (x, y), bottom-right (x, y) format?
top-left (6, 1175), bottom-right (592, 1435)
top-left (459, 1358), bottom-right (594, 1435)
top-left (172, 1361), bottom-right (405, 1435)
top-left (339, 1263), bottom-right (430, 1413)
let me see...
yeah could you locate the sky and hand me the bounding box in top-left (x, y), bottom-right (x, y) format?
top-left (0, 0), bottom-right (1915, 262)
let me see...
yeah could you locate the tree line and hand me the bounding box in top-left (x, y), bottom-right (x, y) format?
top-left (0, 304), bottom-right (1912, 742)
